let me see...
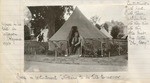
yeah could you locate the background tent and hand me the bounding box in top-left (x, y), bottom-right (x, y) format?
top-left (49, 7), bottom-right (109, 56)
top-left (100, 27), bottom-right (112, 39)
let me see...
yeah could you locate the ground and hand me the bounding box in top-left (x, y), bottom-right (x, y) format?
top-left (24, 54), bottom-right (128, 72)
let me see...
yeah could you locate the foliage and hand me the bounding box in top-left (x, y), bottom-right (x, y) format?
top-left (108, 40), bottom-right (128, 56)
top-left (24, 41), bottom-right (48, 54)
top-left (24, 25), bottom-right (31, 40)
top-left (111, 26), bottom-right (120, 39)
top-left (90, 15), bottom-right (101, 24)
top-left (109, 42), bottom-right (119, 55)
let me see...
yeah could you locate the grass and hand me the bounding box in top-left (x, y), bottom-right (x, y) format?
top-left (24, 41), bottom-right (48, 55)
top-left (25, 54), bottom-right (127, 66)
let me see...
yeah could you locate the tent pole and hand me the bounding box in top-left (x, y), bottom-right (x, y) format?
top-left (109, 51), bottom-right (110, 57)
top-left (54, 47), bottom-right (57, 62)
top-left (101, 42), bottom-right (103, 57)
top-left (81, 41), bottom-right (82, 57)
top-left (67, 41), bottom-right (69, 56)
top-left (54, 41), bottom-right (57, 62)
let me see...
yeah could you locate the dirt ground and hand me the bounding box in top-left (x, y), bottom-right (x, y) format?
top-left (24, 54), bottom-right (127, 72)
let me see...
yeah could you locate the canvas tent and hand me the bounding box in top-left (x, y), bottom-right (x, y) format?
top-left (100, 27), bottom-right (112, 39)
top-left (49, 7), bottom-right (109, 56)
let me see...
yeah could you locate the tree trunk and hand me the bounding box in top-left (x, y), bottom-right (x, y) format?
top-left (47, 18), bottom-right (55, 39)
top-left (45, 8), bottom-right (56, 39)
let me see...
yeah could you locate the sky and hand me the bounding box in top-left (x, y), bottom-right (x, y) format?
top-left (65, 5), bottom-right (127, 25)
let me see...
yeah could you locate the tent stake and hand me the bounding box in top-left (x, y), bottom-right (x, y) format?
top-left (101, 42), bottom-right (103, 57)
top-left (55, 49), bottom-right (57, 62)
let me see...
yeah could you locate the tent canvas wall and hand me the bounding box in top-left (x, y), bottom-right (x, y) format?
top-left (100, 27), bottom-right (112, 39)
top-left (49, 7), bottom-right (109, 56)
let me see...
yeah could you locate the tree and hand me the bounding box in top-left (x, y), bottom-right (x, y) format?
top-left (90, 15), bottom-right (101, 25)
top-left (28, 6), bottom-right (73, 38)
top-left (111, 26), bottom-right (120, 39)
top-left (24, 25), bottom-right (31, 40)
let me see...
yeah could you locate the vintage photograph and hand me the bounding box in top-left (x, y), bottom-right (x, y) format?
top-left (24, 5), bottom-right (128, 72)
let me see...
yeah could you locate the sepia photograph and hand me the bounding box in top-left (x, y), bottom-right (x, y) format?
top-left (24, 5), bottom-right (128, 72)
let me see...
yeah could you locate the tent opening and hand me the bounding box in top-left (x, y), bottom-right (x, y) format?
top-left (68, 26), bottom-right (81, 55)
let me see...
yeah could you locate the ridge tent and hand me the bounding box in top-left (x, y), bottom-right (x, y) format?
top-left (49, 7), bottom-right (109, 56)
top-left (100, 27), bottom-right (112, 39)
